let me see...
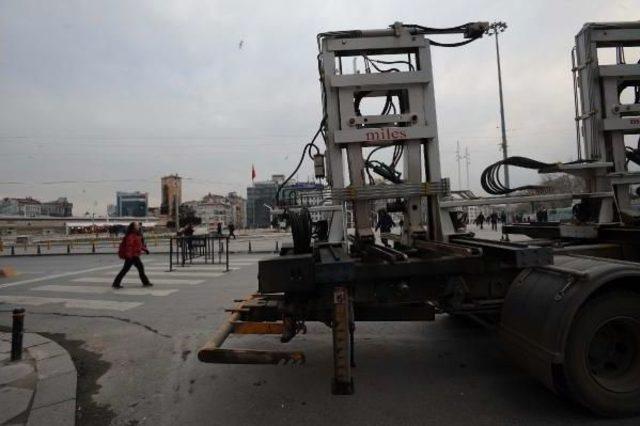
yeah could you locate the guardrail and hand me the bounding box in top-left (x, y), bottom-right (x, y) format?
top-left (169, 235), bottom-right (230, 271)
top-left (0, 233), bottom-right (291, 257)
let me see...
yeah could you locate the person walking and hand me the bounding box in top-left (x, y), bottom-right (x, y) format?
top-left (375, 209), bottom-right (395, 247)
top-left (475, 212), bottom-right (485, 229)
top-left (217, 222), bottom-right (222, 235)
top-left (113, 222), bottom-right (152, 289)
top-left (490, 212), bottom-right (498, 231)
top-left (183, 223), bottom-right (195, 257)
top-left (228, 223), bottom-right (236, 239)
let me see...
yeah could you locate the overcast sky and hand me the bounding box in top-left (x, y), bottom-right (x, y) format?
top-left (0, 0), bottom-right (636, 215)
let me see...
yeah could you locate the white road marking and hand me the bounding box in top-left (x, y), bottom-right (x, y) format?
top-left (0, 295), bottom-right (141, 311)
top-left (0, 264), bottom-right (122, 289)
top-left (102, 271), bottom-right (227, 278)
top-left (32, 285), bottom-right (177, 297)
top-left (72, 277), bottom-right (205, 285)
top-left (144, 266), bottom-right (235, 273)
top-left (147, 264), bottom-right (251, 271)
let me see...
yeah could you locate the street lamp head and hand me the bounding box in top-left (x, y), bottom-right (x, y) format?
top-left (485, 21), bottom-right (508, 35)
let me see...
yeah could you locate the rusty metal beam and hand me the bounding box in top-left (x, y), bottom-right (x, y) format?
top-left (197, 296), bottom-right (305, 365)
top-left (232, 321), bottom-right (284, 334)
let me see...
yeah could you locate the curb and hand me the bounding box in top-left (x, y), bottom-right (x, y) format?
top-left (0, 332), bottom-right (77, 426)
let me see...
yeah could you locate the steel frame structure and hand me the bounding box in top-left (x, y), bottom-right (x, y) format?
top-left (199, 22), bottom-right (640, 417)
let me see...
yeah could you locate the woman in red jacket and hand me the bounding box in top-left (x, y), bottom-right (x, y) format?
top-left (113, 222), bottom-right (152, 288)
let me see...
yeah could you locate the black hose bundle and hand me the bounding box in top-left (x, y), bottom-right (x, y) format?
top-left (480, 156), bottom-right (552, 195)
top-left (289, 208), bottom-right (312, 254)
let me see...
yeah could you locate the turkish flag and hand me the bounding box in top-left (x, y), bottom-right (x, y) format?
top-left (251, 164), bottom-right (256, 181)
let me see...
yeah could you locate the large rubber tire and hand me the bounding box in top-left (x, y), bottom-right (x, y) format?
top-left (564, 291), bottom-right (640, 417)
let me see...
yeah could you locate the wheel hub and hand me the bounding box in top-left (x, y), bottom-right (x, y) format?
top-left (588, 316), bottom-right (640, 393)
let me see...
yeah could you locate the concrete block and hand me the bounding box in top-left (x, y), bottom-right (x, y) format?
top-left (36, 355), bottom-right (75, 380)
top-left (27, 399), bottom-right (76, 426)
top-left (22, 333), bottom-right (50, 349)
top-left (0, 386), bottom-right (33, 424)
top-left (28, 341), bottom-right (67, 361)
top-left (0, 361), bottom-right (34, 385)
top-left (31, 370), bottom-right (77, 409)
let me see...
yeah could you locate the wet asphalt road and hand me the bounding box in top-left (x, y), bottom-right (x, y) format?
top-left (0, 245), bottom-right (638, 425)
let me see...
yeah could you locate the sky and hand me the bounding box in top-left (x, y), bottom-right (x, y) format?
top-left (0, 0), bottom-right (637, 215)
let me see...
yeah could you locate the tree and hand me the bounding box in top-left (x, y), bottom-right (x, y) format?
top-left (166, 204), bottom-right (201, 229)
top-left (536, 174), bottom-right (586, 209)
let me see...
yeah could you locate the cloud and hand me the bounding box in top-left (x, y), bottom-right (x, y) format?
top-left (0, 0), bottom-right (634, 213)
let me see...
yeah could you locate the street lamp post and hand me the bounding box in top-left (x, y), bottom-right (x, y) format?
top-left (485, 21), bottom-right (509, 190)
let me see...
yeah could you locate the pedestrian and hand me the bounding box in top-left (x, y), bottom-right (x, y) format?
top-left (475, 212), bottom-right (485, 229)
top-left (183, 223), bottom-right (195, 257)
top-left (217, 222), bottom-right (222, 235)
top-left (113, 222), bottom-right (152, 289)
top-left (228, 223), bottom-right (236, 239)
top-left (375, 209), bottom-right (395, 247)
top-left (490, 212), bottom-right (498, 231)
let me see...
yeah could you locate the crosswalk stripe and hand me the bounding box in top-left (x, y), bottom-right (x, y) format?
top-left (0, 264), bottom-right (123, 289)
top-left (32, 285), bottom-right (177, 297)
top-left (0, 295), bottom-right (142, 311)
top-left (165, 260), bottom-right (258, 265)
top-left (101, 271), bottom-right (227, 278)
top-left (146, 265), bottom-right (249, 271)
top-left (72, 277), bottom-right (205, 285)
top-left (145, 266), bottom-right (236, 272)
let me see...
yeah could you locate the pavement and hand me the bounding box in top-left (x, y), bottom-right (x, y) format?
top-left (0, 332), bottom-right (76, 425)
top-left (0, 228), bottom-right (637, 425)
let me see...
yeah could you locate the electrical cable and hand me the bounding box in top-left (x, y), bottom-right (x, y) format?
top-left (480, 156), bottom-right (554, 195)
top-left (275, 120), bottom-right (323, 205)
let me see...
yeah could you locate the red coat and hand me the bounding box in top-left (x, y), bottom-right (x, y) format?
top-left (119, 234), bottom-right (145, 259)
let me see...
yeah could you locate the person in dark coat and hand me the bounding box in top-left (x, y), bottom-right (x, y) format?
top-left (490, 212), bottom-right (498, 231)
top-left (183, 223), bottom-right (195, 256)
top-left (475, 212), bottom-right (485, 229)
top-left (113, 222), bottom-right (151, 288)
top-left (375, 209), bottom-right (395, 247)
top-left (228, 223), bottom-right (236, 239)
top-left (217, 222), bottom-right (223, 235)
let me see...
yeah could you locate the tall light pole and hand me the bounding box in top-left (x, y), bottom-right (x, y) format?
top-left (455, 141), bottom-right (462, 190)
top-left (486, 21), bottom-right (509, 190)
top-left (464, 146), bottom-right (471, 190)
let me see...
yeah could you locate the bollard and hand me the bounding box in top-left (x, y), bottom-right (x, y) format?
top-left (92, 242), bottom-right (96, 253)
top-left (67, 244), bottom-right (71, 254)
top-left (248, 240), bottom-right (252, 253)
top-left (11, 245), bottom-right (15, 256)
top-left (37, 245), bottom-right (41, 255)
top-left (275, 241), bottom-right (279, 253)
top-left (11, 308), bottom-right (25, 361)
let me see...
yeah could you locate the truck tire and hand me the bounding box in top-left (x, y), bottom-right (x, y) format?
top-left (564, 291), bottom-right (640, 417)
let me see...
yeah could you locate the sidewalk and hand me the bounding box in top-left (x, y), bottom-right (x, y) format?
top-left (0, 332), bottom-right (76, 426)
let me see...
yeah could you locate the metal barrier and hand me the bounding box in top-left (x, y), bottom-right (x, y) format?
top-left (169, 234), bottom-right (229, 272)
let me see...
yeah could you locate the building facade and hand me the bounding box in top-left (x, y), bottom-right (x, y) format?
top-left (40, 197), bottom-right (73, 217)
top-left (281, 182), bottom-right (326, 222)
top-left (161, 174), bottom-right (182, 218)
top-left (227, 192), bottom-right (246, 228)
top-left (116, 192), bottom-right (148, 217)
top-left (0, 197), bottom-right (42, 217)
top-left (246, 178), bottom-right (279, 228)
top-left (183, 192), bottom-right (247, 230)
